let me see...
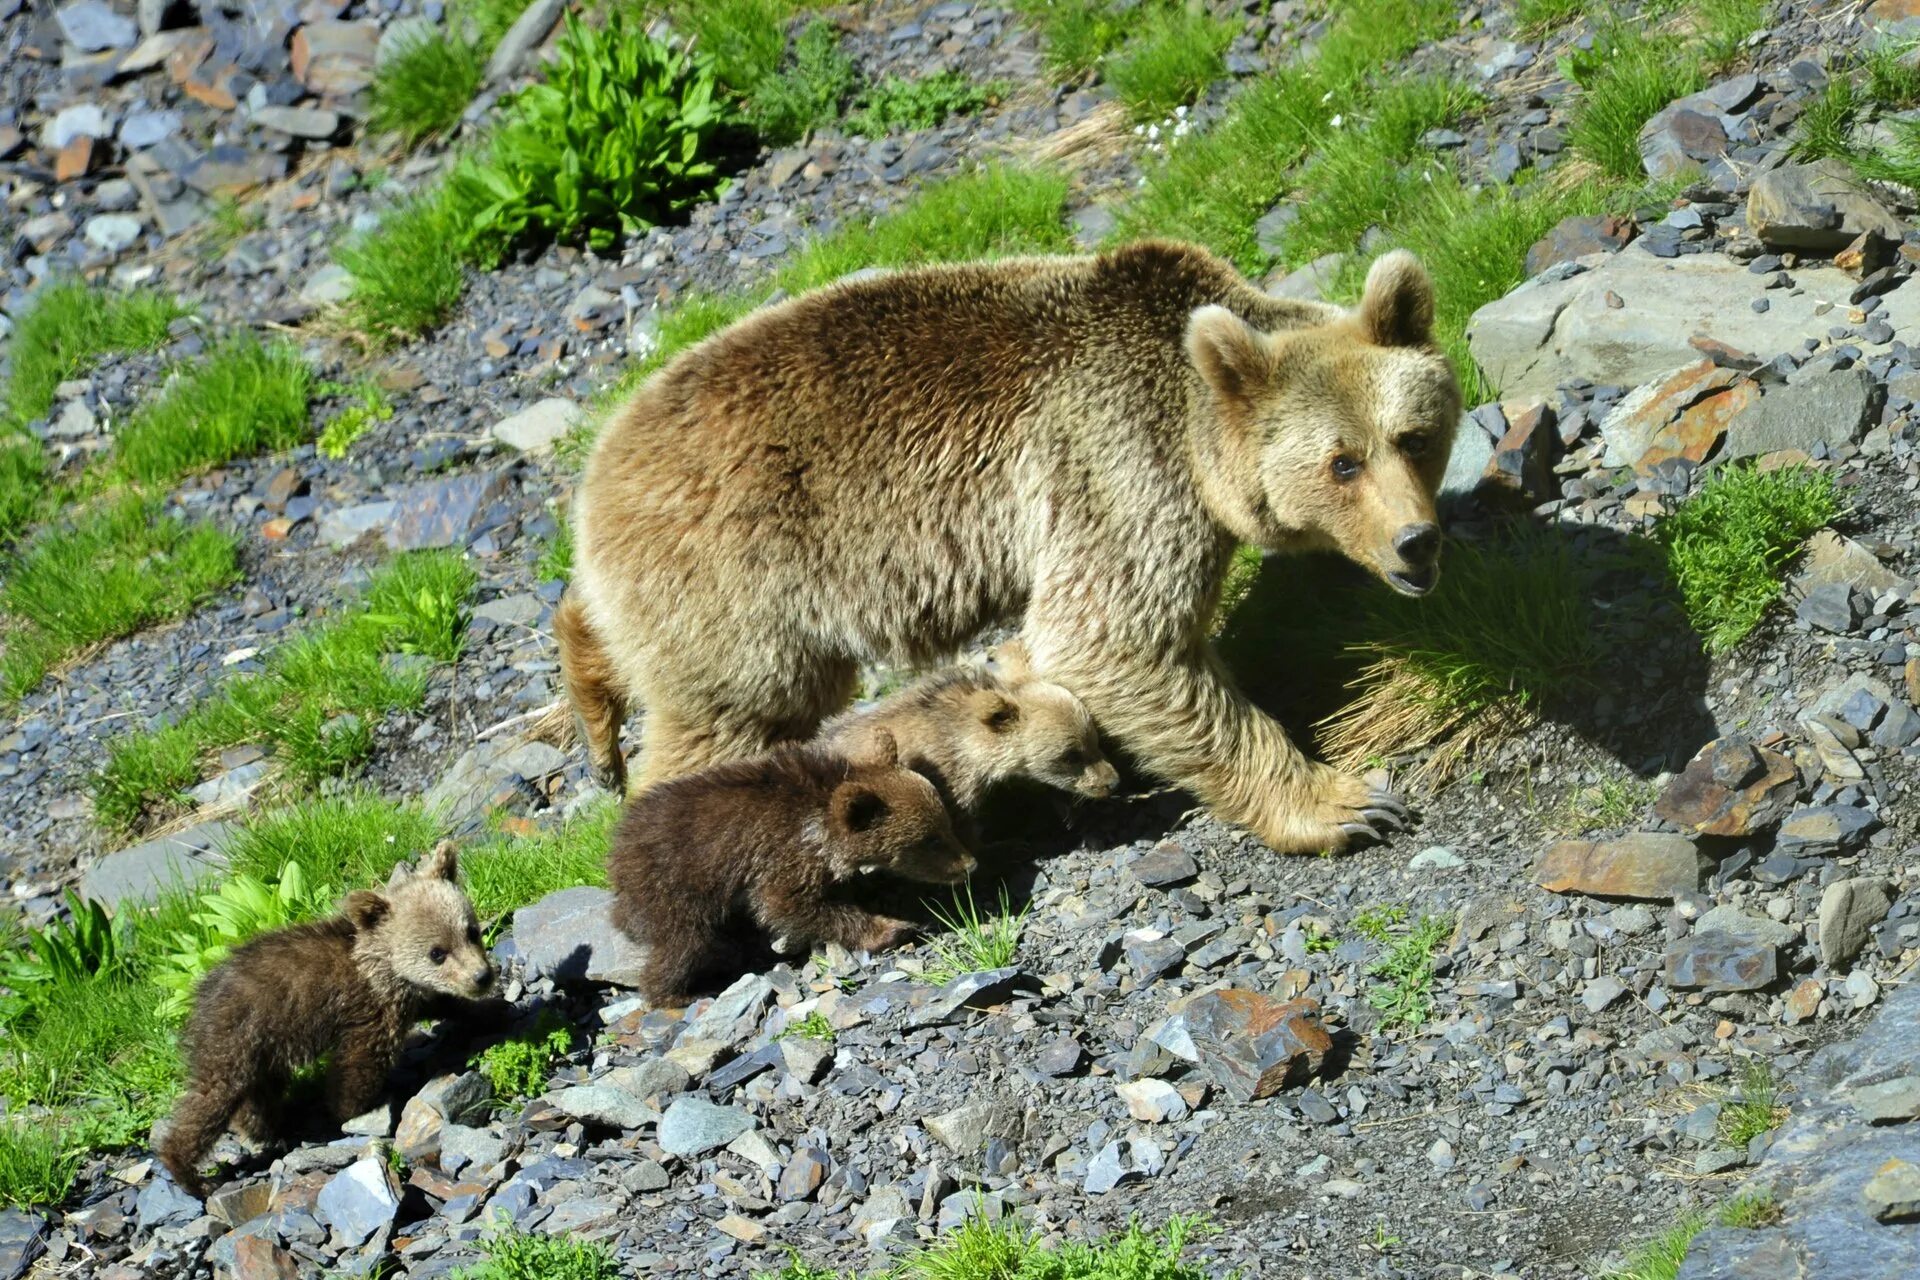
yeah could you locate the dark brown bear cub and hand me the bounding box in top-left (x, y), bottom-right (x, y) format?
top-left (157, 842), bottom-right (493, 1196)
top-left (608, 730), bottom-right (976, 1005)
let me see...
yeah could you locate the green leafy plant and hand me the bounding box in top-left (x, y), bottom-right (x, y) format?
top-left (776, 1010), bottom-right (835, 1043)
top-left (748, 18), bottom-right (857, 143)
top-left (455, 11), bottom-right (730, 253)
top-left (846, 70), bottom-right (1003, 136)
top-left (472, 1010), bottom-right (575, 1100)
top-left (317, 381), bottom-right (396, 460)
top-left (360, 549), bottom-right (476, 662)
top-left (1352, 904), bottom-right (1409, 943)
top-left (923, 884), bottom-right (1029, 982)
top-left (368, 27), bottom-right (485, 145)
top-left (153, 863), bottom-right (335, 1020)
top-left (1658, 465), bottom-right (1837, 652)
top-left (1364, 913), bottom-right (1450, 1030)
top-left (0, 892), bottom-right (133, 1023)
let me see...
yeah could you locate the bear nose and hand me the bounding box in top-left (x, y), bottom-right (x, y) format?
top-left (1394, 522), bottom-right (1440, 565)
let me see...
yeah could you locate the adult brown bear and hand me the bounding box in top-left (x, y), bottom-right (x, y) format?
top-left (559, 239), bottom-right (1460, 853)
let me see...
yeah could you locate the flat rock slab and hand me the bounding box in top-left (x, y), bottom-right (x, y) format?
top-left (1723, 367), bottom-right (1882, 462)
top-left (1468, 251), bottom-right (1920, 403)
top-left (507, 886), bottom-right (648, 988)
top-left (657, 1097), bottom-right (753, 1157)
top-left (81, 819), bottom-right (238, 907)
top-left (1653, 737), bottom-right (1798, 838)
top-left (491, 397), bottom-right (584, 454)
top-left (1146, 988), bottom-right (1332, 1103)
top-left (1534, 833), bottom-right (1701, 901)
top-left (1664, 933), bottom-right (1778, 992)
top-left (1748, 159), bottom-right (1906, 252)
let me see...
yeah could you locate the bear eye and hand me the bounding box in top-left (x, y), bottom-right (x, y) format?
top-left (429, 947), bottom-right (448, 964)
top-left (1331, 454), bottom-right (1362, 482)
top-left (1400, 434), bottom-right (1429, 458)
top-left (467, 926), bottom-right (481, 945)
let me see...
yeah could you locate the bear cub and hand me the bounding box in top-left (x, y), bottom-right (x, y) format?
top-left (608, 730), bottom-right (976, 1005)
top-left (158, 842), bottom-right (493, 1196)
top-left (818, 642), bottom-right (1119, 816)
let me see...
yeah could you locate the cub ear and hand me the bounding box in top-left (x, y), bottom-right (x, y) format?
top-left (831, 782), bottom-right (890, 835)
top-left (419, 839), bottom-right (459, 883)
top-left (970, 688), bottom-right (1020, 732)
top-left (1357, 250), bottom-right (1436, 348)
top-left (344, 891), bottom-right (390, 932)
top-left (987, 640), bottom-right (1033, 683)
top-left (858, 727), bottom-right (899, 770)
top-left (1186, 306), bottom-right (1272, 407)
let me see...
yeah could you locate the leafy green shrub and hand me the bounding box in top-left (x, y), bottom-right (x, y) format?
top-left (748, 18), bottom-right (857, 142)
top-left (471, 1010), bottom-right (575, 1099)
top-left (847, 70), bottom-right (1003, 136)
top-left (456, 11), bottom-right (730, 253)
top-left (153, 863), bottom-right (335, 1020)
top-left (316, 381), bottom-right (395, 459)
top-left (0, 892), bottom-right (132, 1025)
top-left (1365, 913), bottom-right (1450, 1030)
top-left (1658, 465), bottom-right (1837, 652)
top-left (361, 549), bottom-right (476, 662)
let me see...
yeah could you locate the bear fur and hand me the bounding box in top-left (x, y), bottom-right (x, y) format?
top-left (606, 730), bottom-right (976, 1005)
top-left (157, 843), bottom-right (493, 1196)
top-left (817, 642), bottom-right (1118, 816)
top-left (562, 239), bottom-right (1458, 853)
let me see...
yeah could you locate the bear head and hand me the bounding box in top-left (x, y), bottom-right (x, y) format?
top-left (825, 730), bottom-right (977, 885)
top-left (976, 642), bottom-right (1119, 799)
top-left (1186, 250), bottom-right (1462, 597)
top-left (345, 840), bottom-right (495, 998)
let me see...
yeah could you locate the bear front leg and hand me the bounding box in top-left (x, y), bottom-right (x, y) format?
top-left (1038, 642), bottom-right (1408, 855)
top-left (324, 1027), bottom-right (397, 1124)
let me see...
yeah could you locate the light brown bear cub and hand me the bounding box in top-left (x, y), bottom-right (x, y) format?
top-left (562, 241), bottom-right (1457, 853)
top-left (818, 642), bottom-right (1119, 817)
top-left (158, 842), bottom-right (493, 1196)
top-left (607, 730), bottom-right (975, 1005)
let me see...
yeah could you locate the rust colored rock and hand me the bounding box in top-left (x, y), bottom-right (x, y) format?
top-left (1636, 379), bottom-right (1757, 475)
top-left (1523, 213), bottom-right (1635, 277)
top-left (181, 62), bottom-right (241, 110)
top-left (1147, 989), bottom-right (1333, 1103)
top-left (1783, 977), bottom-right (1822, 1024)
top-left (1906, 655), bottom-right (1919, 708)
top-left (1653, 737), bottom-right (1799, 837)
top-left (1665, 933), bottom-right (1777, 992)
top-left (1836, 229), bottom-right (1897, 280)
top-left (55, 136), bottom-right (96, 182)
top-left (230, 1236), bottom-right (300, 1280)
top-left (1534, 833), bottom-right (1701, 901)
top-left (1687, 335), bottom-right (1763, 372)
top-left (1483, 401), bottom-right (1559, 503)
top-left (291, 20), bottom-right (379, 96)
top-left (165, 29), bottom-right (214, 84)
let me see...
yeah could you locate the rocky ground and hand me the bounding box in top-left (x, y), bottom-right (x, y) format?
top-left (5, 0), bottom-right (1920, 1278)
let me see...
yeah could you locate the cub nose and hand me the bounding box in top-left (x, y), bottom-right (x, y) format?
top-left (1394, 522), bottom-right (1440, 565)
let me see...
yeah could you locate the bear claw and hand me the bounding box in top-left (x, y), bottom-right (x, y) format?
top-left (1364, 789), bottom-right (1412, 820)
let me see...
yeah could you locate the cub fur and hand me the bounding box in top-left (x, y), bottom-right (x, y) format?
top-left (563, 240), bottom-right (1459, 852)
top-left (819, 642), bottom-right (1118, 815)
top-left (607, 730), bottom-right (976, 1004)
top-left (157, 843), bottom-right (493, 1196)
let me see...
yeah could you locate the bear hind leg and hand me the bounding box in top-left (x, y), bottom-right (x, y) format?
top-left (555, 590), bottom-right (630, 793)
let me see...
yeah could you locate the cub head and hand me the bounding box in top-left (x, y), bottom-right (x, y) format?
top-left (1186, 250), bottom-right (1462, 597)
top-left (826, 731), bottom-right (977, 885)
top-left (345, 841), bottom-right (495, 998)
top-left (975, 643), bottom-right (1117, 799)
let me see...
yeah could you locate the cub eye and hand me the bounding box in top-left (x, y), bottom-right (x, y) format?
top-left (1400, 435), bottom-right (1429, 458)
top-left (467, 926), bottom-right (481, 945)
top-left (429, 947), bottom-right (448, 964)
top-left (1060, 749), bottom-right (1085, 769)
top-left (1331, 454), bottom-right (1362, 481)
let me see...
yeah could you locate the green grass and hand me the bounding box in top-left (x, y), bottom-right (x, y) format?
top-left (1563, 776), bottom-right (1657, 831)
top-left (1790, 77), bottom-right (1858, 162)
top-left (468, 0), bottom-right (537, 51)
top-left (1514, 0), bottom-right (1596, 29)
top-left (367, 27), bottom-right (485, 145)
top-left (535, 520), bottom-right (573, 581)
top-left (0, 497), bottom-right (241, 701)
top-left (1280, 75), bottom-right (1479, 268)
top-left (1657, 465), bottom-right (1837, 653)
top-left (92, 552), bottom-right (476, 831)
top-left (776, 1010), bottom-right (835, 1043)
top-left (1103, 4), bottom-right (1233, 122)
top-left (762, 1213), bottom-right (1230, 1280)
top-left (452, 1226), bottom-right (620, 1280)
top-left (1865, 39), bottom-right (1920, 107)
top-left (673, 0), bottom-right (802, 102)
top-left (1111, 0), bottom-right (1458, 272)
top-left (334, 187), bottom-right (471, 342)
top-left (923, 883), bottom-right (1029, 983)
top-left (1364, 913), bottom-right (1450, 1030)
top-left (113, 335), bottom-right (312, 485)
top-left (1005, 0), bottom-right (1135, 77)
top-left (1, 281), bottom-right (186, 433)
top-left (0, 1122), bottom-right (89, 1210)
top-left (747, 17), bottom-right (857, 143)
top-left (461, 799), bottom-right (615, 938)
top-left (847, 70), bottom-right (1006, 136)
top-left (221, 793), bottom-right (439, 891)
top-left (316, 380), bottom-right (395, 459)
top-left (1598, 1192), bottom-right (1782, 1280)
top-left (1717, 1060), bottom-right (1785, 1147)
top-left (471, 1009), bottom-right (576, 1101)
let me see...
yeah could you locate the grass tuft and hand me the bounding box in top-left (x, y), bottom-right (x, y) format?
top-left (766, 1212), bottom-right (1230, 1280)
top-left (674, 0), bottom-right (800, 102)
top-left (335, 188), bottom-right (471, 342)
top-left (776, 1010), bottom-right (835, 1044)
top-left (923, 883), bottom-right (1029, 982)
top-left (1005, 0), bottom-right (1133, 78)
top-left (847, 70), bottom-right (1004, 136)
top-left (1599, 1190), bottom-right (1783, 1280)
top-left (1657, 465), bottom-right (1837, 653)
top-left (361, 548), bottom-right (477, 662)
top-left (1, 497), bottom-right (240, 701)
top-left (1789, 78), bottom-right (1858, 162)
top-left (1103, 4), bottom-right (1233, 122)
top-left (367, 27), bottom-right (484, 145)
top-left (747, 18), bottom-right (857, 143)
top-left (461, 799), bottom-right (616, 938)
top-left (1717, 1059), bottom-right (1786, 1148)
top-left (1, 282), bottom-right (186, 433)
top-left (450, 1223), bottom-right (620, 1280)
top-left (1514, 0), bottom-right (1595, 31)
top-left (113, 335), bottom-right (312, 485)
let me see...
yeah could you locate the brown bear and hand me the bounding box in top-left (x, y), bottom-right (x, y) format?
top-left (157, 842), bottom-right (494, 1196)
top-left (817, 641), bottom-right (1119, 816)
top-left (561, 240), bottom-right (1457, 853)
top-left (606, 729), bottom-right (976, 1005)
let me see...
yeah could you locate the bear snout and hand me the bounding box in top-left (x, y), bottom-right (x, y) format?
top-left (1078, 762), bottom-right (1120, 798)
top-left (1394, 522), bottom-right (1440, 566)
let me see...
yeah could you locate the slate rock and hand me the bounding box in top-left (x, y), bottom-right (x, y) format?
top-left (1084, 1138), bottom-right (1164, 1194)
top-left (45, 103), bottom-right (112, 150)
top-left (1534, 833), bottom-right (1701, 900)
top-left (509, 886), bottom-right (648, 987)
top-left (315, 1158), bottom-right (399, 1247)
top-left (657, 1097), bottom-right (753, 1157)
top-left (1664, 934), bottom-right (1778, 992)
top-left (292, 20), bottom-right (380, 96)
top-left (1854, 1076), bottom-right (1920, 1125)
top-left (1724, 366), bottom-right (1880, 461)
top-left (778, 1148), bottom-right (829, 1201)
top-left (1146, 989), bottom-right (1333, 1103)
top-left (1818, 878), bottom-right (1894, 970)
top-left (318, 500), bottom-right (397, 549)
top-left (1793, 531), bottom-right (1916, 600)
top-left (81, 820), bottom-right (236, 907)
top-left (426, 738), bottom-right (569, 830)
top-left (385, 470), bottom-right (513, 551)
top-left (228, 1235), bottom-right (299, 1280)
top-left (1653, 738), bottom-right (1798, 837)
top-left (249, 105), bottom-right (339, 139)
top-left (547, 1083), bottom-right (653, 1130)
top-left (1130, 843), bottom-right (1199, 887)
top-left (491, 397), bottom-right (584, 455)
top-left (908, 967), bottom-right (1033, 1027)
top-left (1116, 1078), bottom-right (1190, 1123)
top-left (1864, 1157), bottom-right (1920, 1222)
top-left (439, 1123), bottom-right (507, 1177)
top-left (140, 1173), bottom-right (202, 1232)
top-left (58, 1), bottom-right (138, 51)
top-left (1034, 1036), bottom-right (1085, 1076)
top-left (1775, 804), bottom-right (1879, 859)
top-left (1748, 159), bottom-right (1906, 252)
top-left (1583, 974), bottom-right (1630, 1012)
top-left (688, 972), bottom-right (776, 1046)
top-left (1524, 214), bottom-right (1634, 276)
top-left (925, 1100), bottom-right (1010, 1154)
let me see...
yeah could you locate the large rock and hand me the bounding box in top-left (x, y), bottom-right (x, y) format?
top-left (491, 398), bottom-right (584, 455)
top-left (1665, 934), bottom-right (1778, 991)
top-left (425, 738), bottom-right (569, 831)
top-left (508, 886), bottom-right (647, 988)
top-left (1818, 879), bottom-right (1894, 970)
top-left (384, 470), bottom-right (515, 551)
top-left (314, 1158), bottom-right (399, 1247)
top-left (1144, 989), bottom-right (1332, 1103)
top-left (1747, 159), bottom-right (1906, 253)
top-left (657, 1097), bottom-right (753, 1157)
top-left (1794, 530), bottom-right (1916, 600)
top-left (1084, 1138), bottom-right (1164, 1194)
top-left (1653, 737), bottom-right (1798, 837)
top-left (1534, 834), bottom-right (1701, 900)
top-left (547, 1083), bottom-right (654, 1131)
top-left (291, 21), bottom-right (380, 96)
top-left (1524, 213), bottom-right (1634, 276)
top-left (57, 1), bottom-right (138, 51)
top-left (1596, 359), bottom-right (1756, 473)
top-left (81, 820), bottom-right (237, 908)
top-left (1468, 252), bottom-right (1920, 402)
top-left (1723, 367), bottom-right (1881, 461)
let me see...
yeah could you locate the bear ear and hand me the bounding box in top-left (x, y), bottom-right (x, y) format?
top-left (1357, 250), bottom-right (1435, 348)
top-left (344, 891), bottom-right (390, 932)
top-left (831, 782), bottom-right (891, 835)
top-left (419, 840), bottom-right (459, 883)
top-left (1186, 305), bottom-right (1272, 407)
top-left (858, 727), bottom-right (899, 770)
top-left (970, 688), bottom-right (1020, 732)
top-left (987, 640), bottom-right (1033, 683)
